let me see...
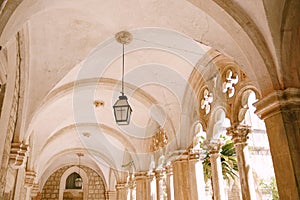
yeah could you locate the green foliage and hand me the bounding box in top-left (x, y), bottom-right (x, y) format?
top-left (202, 153), bottom-right (211, 182)
top-left (202, 139), bottom-right (238, 183)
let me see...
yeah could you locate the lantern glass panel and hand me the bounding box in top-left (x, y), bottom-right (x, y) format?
top-left (113, 96), bottom-right (132, 125)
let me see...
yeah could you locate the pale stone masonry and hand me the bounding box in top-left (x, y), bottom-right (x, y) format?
top-left (0, 1), bottom-right (299, 199)
top-left (40, 165), bottom-right (106, 200)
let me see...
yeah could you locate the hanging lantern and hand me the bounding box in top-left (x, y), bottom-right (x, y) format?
top-left (113, 95), bottom-right (132, 125)
top-left (113, 31), bottom-right (133, 125)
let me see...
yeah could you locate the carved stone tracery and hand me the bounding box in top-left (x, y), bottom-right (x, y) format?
top-left (222, 69), bottom-right (239, 98)
top-left (200, 88), bottom-right (213, 114)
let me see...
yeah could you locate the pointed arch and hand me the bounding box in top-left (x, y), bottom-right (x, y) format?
top-left (59, 166), bottom-right (89, 200)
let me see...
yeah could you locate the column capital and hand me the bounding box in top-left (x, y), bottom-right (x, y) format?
top-left (134, 171), bottom-right (147, 180)
top-left (254, 88), bottom-right (300, 119)
top-left (206, 139), bottom-right (223, 154)
top-left (155, 169), bottom-right (165, 180)
top-left (227, 125), bottom-right (252, 144)
top-left (188, 148), bottom-right (200, 160)
top-left (165, 165), bottom-right (173, 175)
top-left (170, 150), bottom-right (189, 164)
top-left (127, 174), bottom-right (135, 189)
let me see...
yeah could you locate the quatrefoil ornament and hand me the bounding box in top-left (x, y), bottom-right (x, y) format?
top-left (222, 69), bottom-right (239, 98)
top-left (200, 89), bottom-right (213, 114)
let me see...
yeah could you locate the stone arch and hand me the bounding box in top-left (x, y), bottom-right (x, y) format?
top-left (59, 166), bottom-right (89, 200)
top-left (191, 121), bottom-right (207, 151)
top-left (38, 148), bottom-right (114, 190)
top-left (231, 85), bottom-right (261, 126)
top-left (187, 0), bottom-right (279, 92)
top-left (178, 79), bottom-right (201, 150)
top-left (108, 168), bottom-right (117, 191)
top-left (38, 123), bottom-right (138, 162)
top-left (24, 77), bottom-right (158, 142)
top-left (280, 0), bottom-right (300, 88)
top-left (207, 106), bottom-right (227, 139)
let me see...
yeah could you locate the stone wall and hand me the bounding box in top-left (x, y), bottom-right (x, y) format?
top-left (39, 165), bottom-right (106, 200)
top-left (84, 166), bottom-right (106, 199)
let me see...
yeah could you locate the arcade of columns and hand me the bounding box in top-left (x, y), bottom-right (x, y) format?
top-left (99, 53), bottom-right (265, 200)
top-left (1, 39), bottom-right (298, 200)
top-left (1, 0), bottom-right (300, 199)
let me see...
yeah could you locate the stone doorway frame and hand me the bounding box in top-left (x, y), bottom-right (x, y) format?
top-left (59, 166), bottom-right (89, 200)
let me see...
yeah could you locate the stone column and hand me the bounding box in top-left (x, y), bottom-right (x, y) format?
top-left (116, 183), bottom-right (128, 200)
top-left (189, 151), bottom-right (207, 200)
top-left (254, 88), bottom-right (300, 200)
top-left (106, 191), bottom-right (117, 200)
top-left (127, 174), bottom-right (135, 200)
top-left (172, 153), bottom-right (190, 200)
top-left (207, 140), bottom-right (226, 200)
top-left (135, 172), bottom-right (151, 200)
top-left (165, 166), bottom-right (174, 200)
top-left (227, 125), bottom-right (256, 200)
top-left (155, 169), bottom-right (166, 200)
top-left (147, 172), bottom-right (155, 200)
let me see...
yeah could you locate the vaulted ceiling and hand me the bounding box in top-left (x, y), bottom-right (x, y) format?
top-left (0, 0), bottom-right (291, 190)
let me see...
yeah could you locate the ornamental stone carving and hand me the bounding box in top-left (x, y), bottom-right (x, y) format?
top-left (206, 139), bottom-right (222, 154)
top-left (222, 69), bottom-right (238, 98)
top-left (226, 125), bottom-right (252, 144)
top-left (200, 88), bottom-right (213, 114)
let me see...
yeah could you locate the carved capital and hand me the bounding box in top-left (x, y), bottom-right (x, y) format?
top-left (188, 148), bottom-right (200, 160)
top-left (134, 172), bottom-right (147, 181)
top-left (155, 169), bottom-right (165, 180)
top-left (127, 174), bottom-right (135, 189)
top-left (168, 149), bottom-right (187, 162)
top-left (165, 165), bottom-right (173, 176)
top-left (227, 125), bottom-right (252, 144)
top-left (146, 172), bottom-right (155, 181)
top-left (24, 171), bottom-right (36, 188)
top-left (206, 139), bottom-right (222, 154)
top-left (171, 150), bottom-right (189, 164)
top-left (9, 142), bottom-right (29, 169)
top-left (254, 88), bottom-right (300, 119)
top-left (191, 152), bottom-right (208, 164)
